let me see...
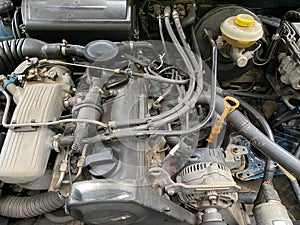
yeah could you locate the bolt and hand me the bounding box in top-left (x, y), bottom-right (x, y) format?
top-left (76, 93), bottom-right (83, 98)
top-left (25, 57), bottom-right (32, 65)
top-left (29, 69), bottom-right (35, 75)
top-left (231, 147), bottom-right (240, 155)
top-left (204, 208), bottom-right (217, 214)
top-left (237, 173), bottom-right (243, 178)
top-left (161, 207), bottom-right (171, 213)
top-left (62, 39), bottom-right (68, 45)
top-left (64, 93), bottom-right (71, 98)
top-left (92, 86), bottom-right (104, 94)
top-left (208, 195), bottom-right (216, 200)
top-left (48, 70), bottom-right (57, 78)
top-left (0, 75), bottom-right (6, 81)
top-left (167, 188), bottom-right (175, 196)
top-left (208, 195), bottom-right (217, 205)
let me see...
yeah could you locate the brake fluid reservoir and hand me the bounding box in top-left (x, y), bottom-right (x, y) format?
top-left (220, 14), bottom-right (263, 48)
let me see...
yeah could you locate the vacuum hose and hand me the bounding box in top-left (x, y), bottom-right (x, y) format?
top-left (0, 191), bottom-right (65, 218)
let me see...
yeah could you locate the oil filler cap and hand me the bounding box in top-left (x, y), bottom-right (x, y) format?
top-left (84, 40), bottom-right (119, 63)
top-left (235, 14), bottom-right (255, 27)
top-left (85, 147), bottom-right (118, 177)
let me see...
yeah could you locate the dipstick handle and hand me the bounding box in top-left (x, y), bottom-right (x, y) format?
top-left (207, 96), bottom-right (240, 143)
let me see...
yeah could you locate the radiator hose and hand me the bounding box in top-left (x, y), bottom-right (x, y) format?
top-left (0, 38), bottom-right (84, 75)
top-left (0, 191), bottom-right (65, 218)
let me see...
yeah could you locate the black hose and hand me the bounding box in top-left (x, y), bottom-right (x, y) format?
top-left (291, 179), bottom-right (300, 205)
top-left (13, 8), bottom-right (21, 39)
top-left (295, 143), bottom-right (300, 159)
top-left (0, 38), bottom-right (85, 75)
top-left (181, 5), bottom-right (196, 29)
top-left (265, 61), bottom-right (281, 97)
top-left (271, 113), bottom-right (300, 128)
top-left (284, 10), bottom-right (300, 21)
top-left (238, 192), bottom-right (257, 204)
top-left (290, 144), bottom-right (300, 206)
top-left (0, 191), bottom-right (65, 218)
top-left (227, 91), bottom-right (277, 101)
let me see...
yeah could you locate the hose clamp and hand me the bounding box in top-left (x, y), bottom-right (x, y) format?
top-left (61, 39), bottom-right (68, 56)
top-left (3, 74), bottom-right (18, 89)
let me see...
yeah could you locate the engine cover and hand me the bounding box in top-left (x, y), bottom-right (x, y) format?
top-left (0, 70), bottom-right (71, 184)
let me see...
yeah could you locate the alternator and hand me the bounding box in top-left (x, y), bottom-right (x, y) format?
top-left (176, 148), bottom-right (239, 210)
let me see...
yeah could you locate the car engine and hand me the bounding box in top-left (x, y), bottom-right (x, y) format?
top-left (0, 0), bottom-right (299, 224)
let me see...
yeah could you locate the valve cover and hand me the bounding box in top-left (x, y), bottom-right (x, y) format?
top-left (0, 73), bottom-right (71, 184)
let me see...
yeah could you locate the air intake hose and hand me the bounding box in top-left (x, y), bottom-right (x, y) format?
top-left (0, 191), bottom-right (65, 218)
top-left (0, 38), bottom-right (84, 75)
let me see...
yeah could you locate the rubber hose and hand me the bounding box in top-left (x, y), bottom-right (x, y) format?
top-left (182, 6), bottom-right (196, 29)
top-left (291, 179), bottom-right (300, 205)
top-left (271, 113), bottom-right (300, 128)
top-left (0, 191), bottom-right (65, 218)
top-left (226, 91), bottom-right (277, 101)
top-left (238, 192), bottom-right (257, 204)
top-left (295, 144), bottom-right (300, 159)
top-left (0, 38), bottom-right (85, 75)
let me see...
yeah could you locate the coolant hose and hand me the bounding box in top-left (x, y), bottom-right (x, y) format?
top-left (198, 93), bottom-right (300, 180)
top-left (0, 191), bottom-right (65, 218)
top-left (0, 38), bottom-right (84, 75)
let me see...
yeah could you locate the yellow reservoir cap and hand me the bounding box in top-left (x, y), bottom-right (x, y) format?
top-left (235, 14), bottom-right (254, 27)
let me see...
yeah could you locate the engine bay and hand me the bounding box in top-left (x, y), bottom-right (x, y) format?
top-left (0, 0), bottom-right (299, 224)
